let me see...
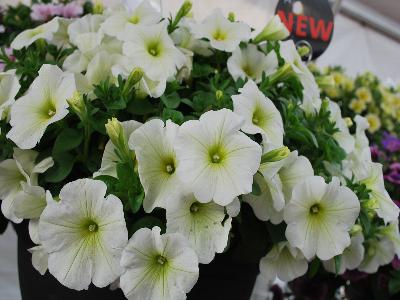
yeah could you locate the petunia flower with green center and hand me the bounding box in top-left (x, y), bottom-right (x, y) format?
top-left (193, 9), bottom-right (251, 52)
top-left (232, 80), bottom-right (284, 146)
top-left (166, 193), bottom-right (232, 264)
top-left (175, 109), bottom-right (262, 206)
top-left (101, 0), bottom-right (161, 37)
top-left (129, 119), bottom-right (184, 212)
top-left (284, 176), bottom-right (360, 260)
top-left (227, 44), bottom-right (278, 83)
top-left (38, 179), bottom-right (128, 290)
top-left (120, 226), bottom-right (199, 300)
top-left (6, 64), bottom-right (76, 149)
top-left (120, 22), bottom-right (186, 81)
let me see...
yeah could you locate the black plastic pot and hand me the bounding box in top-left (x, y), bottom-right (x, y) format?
top-left (14, 221), bottom-right (259, 300)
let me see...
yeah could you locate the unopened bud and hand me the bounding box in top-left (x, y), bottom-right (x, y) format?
top-left (228, 12), bottom-right (235, 22)
top-left (261, 146), bottom-right (290, 164)
top-left (123, 67), bottom-right (144, 97)
top-left (215, 90), bottom-right (223, 101)
top-left (316, 75), bottom-right (335, 89)
top-left (92, 0), bottom-right (104, 14)
top-left (344, 117), bottom-right (353, 127)
top-left (105, 118), bottom-right (132, 165)
top-left (269, 63), bottom-right (294, 85)
top-left (350, 224), bottom-right (362, 236)
top-left (67, 91), bottom-right (86, 120)
top-left (297, 45), bottom-right (311, 58)
top-left (254, 15), bottom-right (290, 43)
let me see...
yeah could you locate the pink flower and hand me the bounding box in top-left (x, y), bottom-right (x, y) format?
top-left (60, 2), bottom-right (83, 18)
top-left (30, 4), bottom-right (60, 21)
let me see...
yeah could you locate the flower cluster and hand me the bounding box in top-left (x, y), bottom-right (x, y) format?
top-left (0, 1), bottom-right (399, 299)
top-left (311, 65), bottom-right (400, 137)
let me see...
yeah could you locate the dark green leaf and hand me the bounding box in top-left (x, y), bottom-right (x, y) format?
top-left (52, 128), bottom-right (83, 155)
top-left (161, 92), bottom-right (181, 109)
top-left (129, 190), bottom-right (144, 214)
top-left (129, 216), bottom-right (164, 236)
top-left (45, 152), bottom-right (75, 183)
top-left (251, 180), bottom-right (262, 196)
top-left (308, 259), bottom-right (321, 278)
top-left (334, 255), bottom-right (342, 275)
top-left (162, 108), bottom-right (184, 124)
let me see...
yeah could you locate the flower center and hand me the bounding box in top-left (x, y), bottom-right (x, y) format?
top-left (156, 255), bottom-right (167, 265)
top-left (129, 14), bottom-right (140, 24)
top-left (147, 41), bottom-right (161, 57)
top-left (213, 28), bottom-right (227, 41)
top-left (85, 221), bottom-right (98, 233)
top-left (242, 65), bottom-right (253, 77)
top-left (166, 164), bottom-right (174, 174)
top-left (309, 204), bottom-right (320, 215)
top-left (190, 202), bottom-right (201, 213)
top-left (212, 154), bottom-right (221, 163)
top-left (48, 109), bottom-right (56, 117)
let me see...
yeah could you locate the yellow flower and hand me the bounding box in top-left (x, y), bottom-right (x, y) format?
top-left (355, 87), bottom-right (372, 103)
top-left (343, 78), bottom-right (355, 92)
top-left (349, 98), bottom-right (366, 114)
top-left (325, 87), bottom-right (340, 99)
top-left (332, 72), bottom-right (345, 86)
top-left (366, 114), bottom-right (381, 134)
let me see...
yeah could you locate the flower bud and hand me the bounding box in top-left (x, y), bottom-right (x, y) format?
top-left (261, 146), bottom-right (290, 164)
top-left (297, 45), bottom-right (311, 58)
top-left (344, 117), bottom-right (353, 127)
top-left (254, 15), bottom-right (290, 43)
top-left (105, 118), bottom-right (123, 148)
top-left (123, 67), bottom-right (144, 97)
top-left (316, 75), bottom-right (335, 89)
top-left (228, 12), bottom-right (235, 22)
top-left (350, 224), bottom-right (362, 236)
top-left (174, 1), bottom-right (192, 24)
top-left (268, 63), bottom-right (294, 85)
top-left (67, 91), bottom-right (86, 121)
top-left (92, 0), bottom-right (104, 14)
top-left (215, 90), bottom-right (224, 101)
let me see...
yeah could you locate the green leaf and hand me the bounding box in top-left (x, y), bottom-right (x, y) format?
top-left (45, 152), bottom-right (75, 183)
top-left (192, 63), bottom-right (214, 78)
top-left (161, 92), bottom-right (181, 109)
top-left (129, 189), bottom-right (144, 214)
top-left (162, 108), bottom-right (184, 124)
top-left (389, 276), bottom-right (400, 295)
top-left (266, 222), bottom-right (286, 243)
top-left (360, 209), bottom-right (371, 235)
top-left (127, 98), bottom-right (156, 115)
top-left (94, 175), bottom-right (119, 193)
top-left (129, 216), bottom-right (164, 236)
top-left (308, 258), bottom-right (321, 278)
top-left (52, 128), bottom-right (83, 155)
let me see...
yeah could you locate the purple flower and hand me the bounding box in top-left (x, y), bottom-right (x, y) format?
top-left (30, 4), bottom-right (60, 21)
top-left (384, 163), bottom-right (400, 185)
top-left (60, 3), bottom-right (83, 18)
top-left (392, 256), bottom-right (400, 270)
top-left (382, 132), bottom-right (400, 153)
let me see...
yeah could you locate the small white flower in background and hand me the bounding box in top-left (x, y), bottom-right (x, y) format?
top-left (193, 9), bottom-right (251, 52)
top-left (129, 119), bottom-right (184, 212)
top-left (279, 40), bottom-right (321, 114)
top-left (85, 50), bottom-right (121, 86)
top-left (7, 64), bottom-right (76, 149)
top-left (39, 179), bottom-right (128, 290)
top-left (327, 101), bottom-right (355, 154)
top-left (259, 242), bottom-right (308, 282)
top-left (11, 17), bottom-right (59, 50)
top-left (95, 120), bottom-right (142, 178)
top-left (50, 18), bottom-right (74, 49)
top-left (175, 109), bottom-right (262, 206)
top-left (101, 0), bottom-right (161, 37)
top-left (232, 80), bottom-right (283, 146)
top-left (357, 162), bottom-right (399, 224)
top-left (171, 19), bottom-right (213, 57)
top-left (323, 233), bottom-right (365, 274)
top-left (68, 14), bottom-right (105, 46)
top-left (120, 22), bottom-right (186, 81)
top-left (358, 237), bottom-right (395, 273)
top-left (254, 15), bottom-right (290, 43)
top-left (0, 69), bottom-right (20, 121)
top-left (284, 176), bottom-right (360, 260)
top-left (0, 148), bottom-right (53, 223)
top-left (245, 150), bottom-right (314, 223)
top-left (227, 44), bottom-right (278, 83)
top-left (120, 226), bottom-right (199, 300)
top-left (166, 193), bottom-right (232, 264)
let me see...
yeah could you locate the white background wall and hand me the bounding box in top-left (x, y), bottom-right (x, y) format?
top-left (1, 1), bottom-right (399, 299)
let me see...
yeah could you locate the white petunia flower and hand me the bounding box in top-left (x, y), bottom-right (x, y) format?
top-left (327, 101), bottom-right (355, 154)
top-left (379, 221), bottom-right (400, 257)
top-left (85, 50), bottom-right (121, 87)
top-left (358, 237), bottom-right (395, 273)
top-left (284, 176), bottom-right (360, 260)
top-left (232, 80), bottom-right (283, 146)
top-left (120, 226), bottom-right (199, 300)
top-left (0, 148), bottom-right (53, 223)
top-left (11, 17), bottom-right (59, 50)
top-left (259, 242), bottom-right (308, 282)
top-left (323, 233), bottom-right (365, 274)
top-left (175, 109), bottom-right (262, 206)
top-left (245, 151), bottom-right (314, 223)
top-left (0, 69), bottom-right (20, 121)
top-left (357, 162), bottom-right (399, 224)
top-left (68, 14), bottom-right (105, 46)
top-left (227, 44), bottom-right (278, 83)
top-left (120, 22), bottom-right (186, 81)
top-left (166, 193), bottom-right (232, 264)
top-left (193, 9), bottom-right (251, 52)
top-left (129, 119), bottom-right (183, 212)
top-left (254, 15), bottom-right (290, 43)
top-left (101, 0), bottom-right (161, 37)
top-left (39, 179), bottom-right (128, 290)
top-left (7, 64), bottom-right (76, 149)
top-left (279, 40), bottom-right (321, 114)
top-left (95, 120), bottom-right (142, 178)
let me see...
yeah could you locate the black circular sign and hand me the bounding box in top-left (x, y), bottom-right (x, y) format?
top-left (275, 0), bottom-right (334, 59)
